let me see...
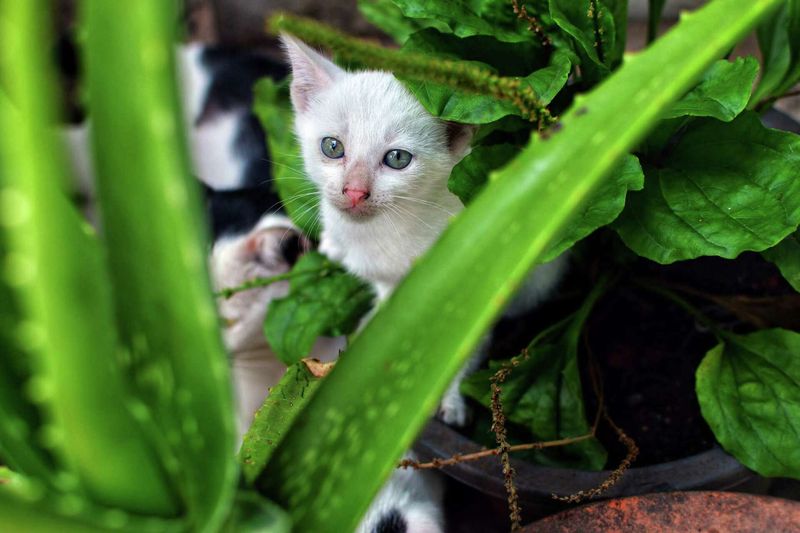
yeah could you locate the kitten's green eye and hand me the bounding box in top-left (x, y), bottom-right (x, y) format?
top-left (383, 149), bottom-right (412, 169)
top-left (321, 137), bottom-right (345, 159)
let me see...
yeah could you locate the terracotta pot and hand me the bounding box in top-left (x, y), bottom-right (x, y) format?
top-left (523, 491), bottom-right (800, 532)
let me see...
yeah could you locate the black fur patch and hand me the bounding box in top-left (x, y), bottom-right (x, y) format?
top-left (373, 509), bottom-right (407, 533)
top-left (204, 182), bottom-right (282, 240)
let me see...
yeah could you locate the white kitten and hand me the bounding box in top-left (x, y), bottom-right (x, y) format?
top-left (282, 36), bottom-right (472, 301)
top-left (282, 36), bottom-right (568, 426)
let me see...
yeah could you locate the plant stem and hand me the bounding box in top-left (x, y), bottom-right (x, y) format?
top-left (266, 13), bottom-right (555, 127)
top-left (216, 265), bottom-right (331, 299)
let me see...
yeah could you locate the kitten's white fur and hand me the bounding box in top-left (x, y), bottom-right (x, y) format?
top-left (283, 36), bottom-right (568, 533)
top-left (283, 36), bottom-right (470, 301)
top-left (283, 35), bottom-right (568, 424)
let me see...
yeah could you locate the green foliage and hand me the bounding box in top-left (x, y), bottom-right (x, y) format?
top-left (240, 361), bottom-right (328, 484)
top-left (614, 113), bottom-right (800, 264)
top-left (763, 231), bottom-right (800, 291)
top-left (662, 57), bottom-right (759, 121)
top-left (462, 283), bottom-right (609, 470)
top-left (696, 329), bottom-right (800, 479)
top-left (0, 0), bottom-right (283, 530)
top-left (259, 2), bottom-right (781, 529)
top-left (752, 0), bottom-right (800, 105)
top-left (263, 252), bottom-right (372, 365)
top-left (85, 0), bottom-right (238, 525)
top-left (647, 0), bottom-right (667, 43)
top-left (253, 78), bottom-right (321, 239)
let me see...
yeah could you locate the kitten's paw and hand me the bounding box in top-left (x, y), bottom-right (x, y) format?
top-left (318, 233), bottom-right (344, 262)
top-left (437, 393), bottom-right (470, 427)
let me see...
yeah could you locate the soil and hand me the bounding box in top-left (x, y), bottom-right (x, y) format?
top-left (465, 238), bottom-right (800, 468)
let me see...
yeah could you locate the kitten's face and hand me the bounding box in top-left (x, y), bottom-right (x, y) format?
top-left (283, 36), bottom-right (472, 222)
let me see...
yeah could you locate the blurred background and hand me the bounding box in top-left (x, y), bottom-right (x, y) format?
top-left (51, 0), bottom-right (800, 122)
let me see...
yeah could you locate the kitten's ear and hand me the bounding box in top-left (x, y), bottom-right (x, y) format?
top-left (280, 34), bottom-right (344, 113)
top-left (445, 122), bottom-right (477, 160)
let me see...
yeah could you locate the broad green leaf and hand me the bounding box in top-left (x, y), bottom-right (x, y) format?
top-left (390, 0), bottom-right (534, 42)
top-left (462, 285), bottom-right (609, 470)
top-left (402, 27), bottom-right (548, 76)
top-left (449, 144), bottom-right (519, 204)
top-left (762, 231), bottom-right (800, 291)
top-left (542, 153), bottom-right (644, 262)
top-left (548, 0), bottom-right (616, 82)
top-left (697, 329), bottom-right (800, 479)
top-left (261, 3), bottom-right (783, 530)
top-left (357, 0), bottom-right (445, 44)
top-left (603, 0), bottom-right (629, 66)
top-left (253, 78), bottom-right (320, 239)
top-left (239, 360), bottom-right (330, 484)
top-left (663, 57), bottom-right (759, 121)
top-left (402, 49), bottom-right (571, 124)
top-left (264, 252), bottom-right (372, 365)
top-left (752, 0), bottom-right (800, 104)
top-left (614, 113), bottom-right (800, 263)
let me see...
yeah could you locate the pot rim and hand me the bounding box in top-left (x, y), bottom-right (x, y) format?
top-left (414, 418), bottom-right (752, 503)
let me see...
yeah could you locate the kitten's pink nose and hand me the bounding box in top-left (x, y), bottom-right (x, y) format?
top-left (343, 187), bottom-right (370, 207)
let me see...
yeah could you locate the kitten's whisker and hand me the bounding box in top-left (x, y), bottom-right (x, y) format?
top-left (389, 201), bottom-right (438, 231)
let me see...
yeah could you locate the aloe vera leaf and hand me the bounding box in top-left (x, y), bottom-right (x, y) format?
top-left (258, 1), bottom-right (782, 529)
top-left (0, 479), bottom-right (184, 533)
top-left (0, 2), bottom-right (176, 513)
top-left (0, 225), bottom-right (54, 482)
top-left (83, 0), bottom-right (238, 527)
top-left (239, 360), bottom-right (331, 484)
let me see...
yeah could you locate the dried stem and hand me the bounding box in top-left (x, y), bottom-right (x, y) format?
top-left (267, 13), bottom-right (555, 127)
top-left (550, 408), bottom-right (639, 503)
top-left (490, 360), bottom-right (522, 531)
top-left (510, 0), bottom-right (551, 45)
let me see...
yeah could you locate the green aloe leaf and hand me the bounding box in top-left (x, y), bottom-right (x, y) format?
top-left (663, 57), bottom-right (759, 121)
top-left (762, 231), bottom-right (800, 291)
top-left (252, 78), bottom-right (320, 239)
top-left (84, 0), bottom-right (236, 527)
top-left (0, 229), bottom-right (54, 482)
top-left (260, 2), bottom-right (782, 530)
top-left (221, 492), bottom-right (291, 533)
top-left (462, 282), bottom-right (609, 470)
top-left (451, 147), bottom-right (643, 261)
top-left (263, 252), bottom-right (372, 365)
top-left (696, 329), bottom-right (800, 479)
top-left (752, 0), bottom-right (800, 105)
top-left (542, 153), bottom-right (644, 262)
top-left (614, 112), bottom-right (800, 264)
top-left (1, 2), bottom-right (175, 513)
top-left (0, 478), bottom-right (184, 533)
top-left (239, 360), bottom-right (330, 484)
